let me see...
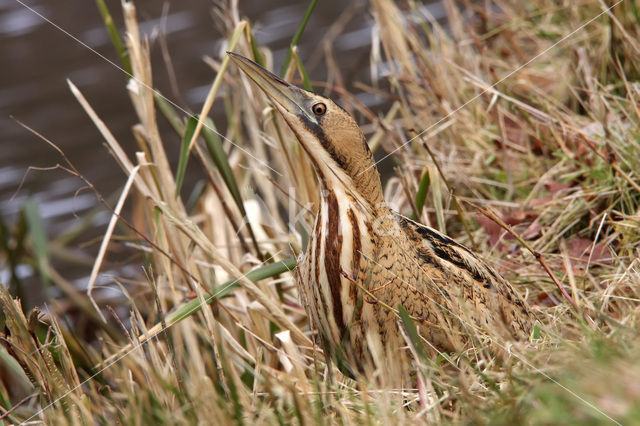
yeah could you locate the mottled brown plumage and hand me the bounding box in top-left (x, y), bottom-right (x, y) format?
top-left (229, 52), bottom-right (534, 376)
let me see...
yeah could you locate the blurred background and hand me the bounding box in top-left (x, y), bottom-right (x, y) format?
top-left (1, 0), bottom-right (443, 307)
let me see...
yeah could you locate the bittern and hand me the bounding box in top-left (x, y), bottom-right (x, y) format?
top-left (229, 52), bottom-right (533, 375)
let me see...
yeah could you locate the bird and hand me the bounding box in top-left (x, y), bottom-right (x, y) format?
top-left (228, 52), bottom-right (534, 377)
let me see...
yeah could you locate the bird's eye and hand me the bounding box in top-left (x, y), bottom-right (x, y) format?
top-left (312, 103), bottom-right (327, 116)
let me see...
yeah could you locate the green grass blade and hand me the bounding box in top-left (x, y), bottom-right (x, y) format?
top-left (23, 200), bottom-right (50, 287)
top-left (414, 168), bottom-right (431, 216)
top-left (0, 213), bottom-right (27, 298)
top-left (185, 179), bottom-right (207, 214)
top-left (430, 167), bottom-right (445, 232)
top-left (292, 49), bottom-right (313, 91)
top-left (532, 322), bottom-right (542, 341)
top-left (247, 28), bottom-right (265, 67)
top-left (175, 117), bottom-right (197, 198)
top-left (154, 93), bottom-right (184, 134)
top-left (397, 304), bottom-right (427, 363)
top-left (201, 117), bottom-right (245, 214)
top-left (167, 258), bottom-right (297, 325)
top-left (95, 0), bottom-right (131, 75)
top-left (279, 0), bottom-right (318, 77)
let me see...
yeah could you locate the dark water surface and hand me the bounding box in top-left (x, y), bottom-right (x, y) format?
top-left (0, 0), bottom-right (443, 305)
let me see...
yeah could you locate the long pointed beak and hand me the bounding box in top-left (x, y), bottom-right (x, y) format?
top-left (227, 52), bottom-right (307, 117)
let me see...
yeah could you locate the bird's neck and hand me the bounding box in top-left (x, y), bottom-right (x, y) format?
top-left (316, 160), bottom-right (385, 211)
top-left (349, 164), bottom-right (384, 209)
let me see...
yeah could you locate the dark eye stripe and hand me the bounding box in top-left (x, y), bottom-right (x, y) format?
top-left (298, 113), bottom-right (347, 171)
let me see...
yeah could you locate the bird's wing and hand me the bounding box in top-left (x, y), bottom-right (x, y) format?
top-left (396, 213), bottom-right (503, 287)
top-left (395, 213), bottom-right (533, 339)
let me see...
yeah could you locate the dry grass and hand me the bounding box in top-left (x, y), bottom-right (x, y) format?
top-left (1, 0), bottom-right (640, 424)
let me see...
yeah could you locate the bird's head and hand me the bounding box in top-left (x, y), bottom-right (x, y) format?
top-left (228, 52), bottom-right (384, 208)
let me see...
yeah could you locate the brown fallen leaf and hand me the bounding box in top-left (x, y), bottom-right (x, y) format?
top-left (545, 180), bottom-right (574, 194)
top-left (567, 237), bottom-right (613, 264)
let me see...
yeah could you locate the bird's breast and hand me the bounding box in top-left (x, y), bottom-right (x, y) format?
top-left (298, 188), bottom-right (377, 347)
